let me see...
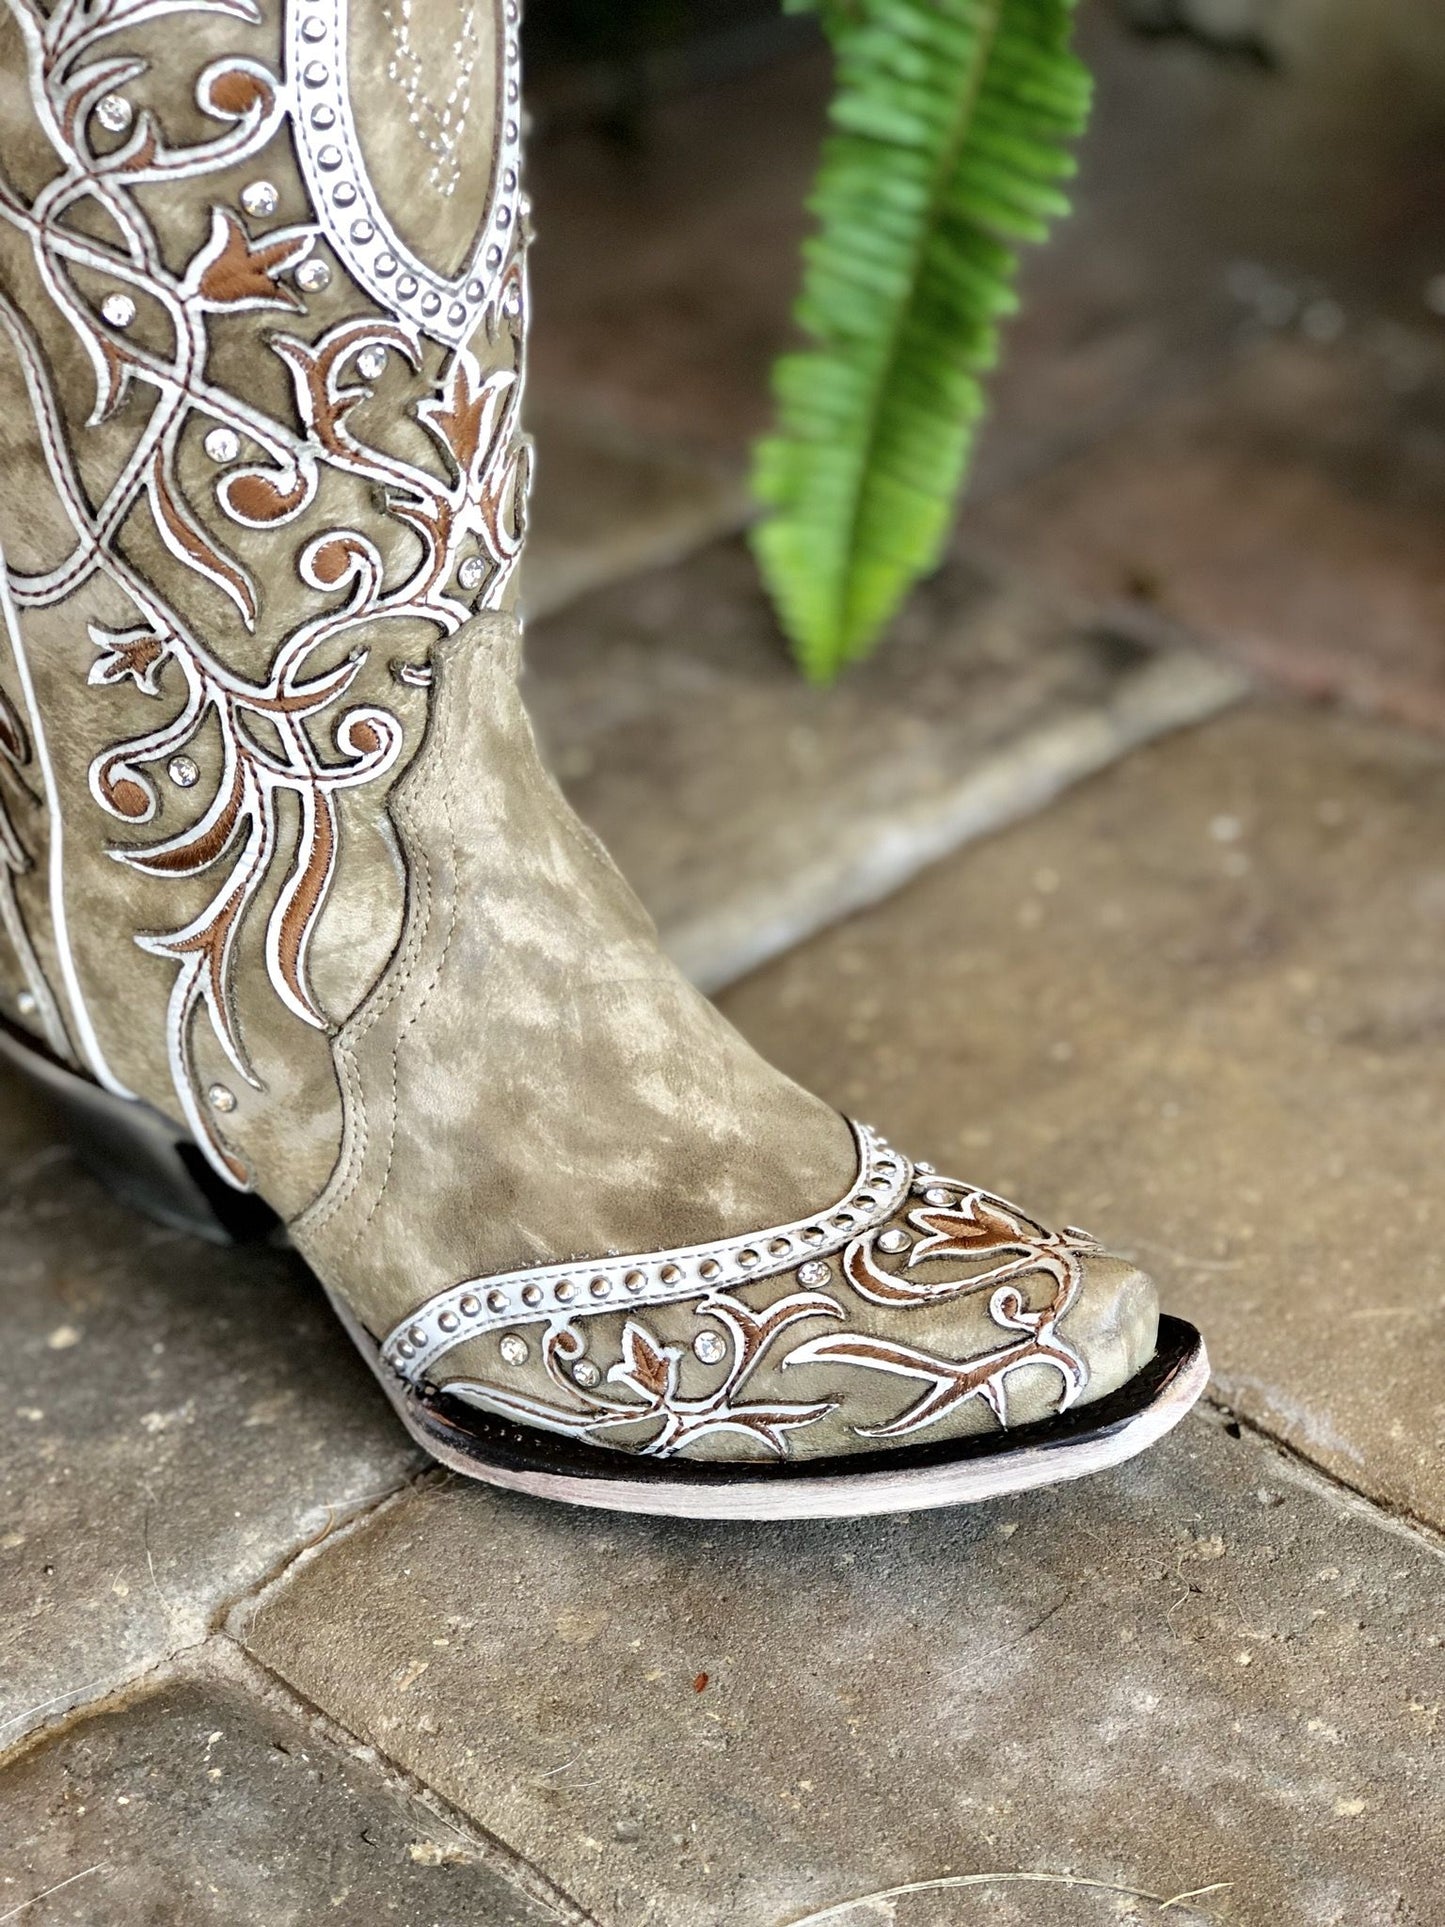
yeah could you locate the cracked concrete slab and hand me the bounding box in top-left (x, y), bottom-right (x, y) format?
top-left (0, 1654), bottom-right (566, 1926)
top-left (0, 1112), bottom-right (418, 1753)
top-left (239, 1413), bottom-right (1444, 1927)
top-left (720, 704), bottom-right (1445, 1531)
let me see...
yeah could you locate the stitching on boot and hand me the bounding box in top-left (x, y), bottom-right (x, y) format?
top-left (327, 674), bottom-right (463, 1258)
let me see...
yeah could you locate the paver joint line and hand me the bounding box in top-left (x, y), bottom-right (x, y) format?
top-left (780, 1871), bottom-right (1235, 1925)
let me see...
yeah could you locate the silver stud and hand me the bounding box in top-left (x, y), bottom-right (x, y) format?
top-left (697, 1259), bottom-right (722, 1282)
top-left (301, 14), bottom-right (326, 38)
top-left (295, 257), bottom-right (331, 294)
top-left (916, 1161), bottom-right (936, 1175)
top-left (310, 103), bottom-right (336, 127)
top-left (499, 1333), bottom-right (528, 1366)
top-left (624, 1270), bottom-right (645, 1292)
top-left (168, 755), bottom-right (199, 788)
top-left (876, 1228), bottom-right (910, 1254)
top-left (350, 220), bottom-right (376, 246)
top-left (658, 1264), bottom-right (682, 1286)
top-left (503, 283), bottom-right (523, 322)
top-left (240, 180), bottom-right (278, 218)
top-left (485, 245), bottom-right (503, 270)
top-left (408, 1324), bottom-right (426, 1347)
top-left (448, 303), bottom-right (467, 328)
top-left (100, 292), bottom-right (135, 328)
top-left (767, 1238), bottom-right (791, 1257)
top-left (572, 1359), bottom-right (601, 1389)
top-left (459, 1294), bottom-right (481, 1318)
top-left (421, 292), bottom-right (441, 317)
top-left (466, 277), bottom-right (486, 301)
top-left (438, 1310), bottom-right (460, 1334)
top-left (95, 93), bottom-right (133, 134)
top-left (693, 1330), bottom-right (727, 1366)
top-left (737, 1249), bottom-right (759, 1270)
top-left (486, 1289), bottom-right (508, 1313)
top-left (521, 1284), bottom-right (542, 1307)
top-left (375, 252), bottom-right (397, 278)
top-left (302, 60), bottom-right (329, 86)
top-left (797, 1260), bottom-right (832, 1287)
top-left (589, 1277), bottom-right (611, 1299)
top-left (355, 345), bottom-right (387, 381)
top-left (332, 183), bottom-right (357, 208)
top-left (396, 274), bottom-right (418, 299)
top-left (207, 1082), bottom-right (236, 1114)
top-left (923, 1186), bottom-right (951, 1207)
top-left (317, 145), bottom-right (341, 171)
top-left (16, 990), bottom-right (37, 1017)
top-left (554, 1280), bottom-right (574, 1303)
top-left (801, 1226), bottom-right (825, 1246)
top-left (203, 427), bottom-right (240, 464)
top-left (457, 556), bottom-right (485, 592)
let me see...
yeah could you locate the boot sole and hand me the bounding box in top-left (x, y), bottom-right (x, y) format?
top-left (2, 1021), bottom-right (1210, 1518)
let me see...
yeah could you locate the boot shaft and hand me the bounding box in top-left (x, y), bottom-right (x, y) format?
top-left (0, 0), bottom-right (530, 1203)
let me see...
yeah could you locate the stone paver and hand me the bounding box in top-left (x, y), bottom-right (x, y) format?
top-left (721, 704), bottom-right (1445, 1531)
top-left (241, 1413), bottom-right (1443, 1927)
top-left (0, 1088), bottom-right (418, 1751)
top-left (0, 1655), bottom-right (566, 1925)
top-left (523, 411), bottom-right (746, 623)
top-left (974, 331), bottom-right (1445, 732)
top-left (529, 539), bottom-right (1242, 989)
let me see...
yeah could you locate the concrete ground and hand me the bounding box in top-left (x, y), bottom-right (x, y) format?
top-left (3, 11), bottom-right (1443, 1925)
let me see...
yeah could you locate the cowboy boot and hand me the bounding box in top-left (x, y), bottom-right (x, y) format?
top-left (0, 0), bottom-right (1206, 1517)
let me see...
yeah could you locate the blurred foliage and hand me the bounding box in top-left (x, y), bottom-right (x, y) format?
top-left (751, 0), bottom-right (1092, 680)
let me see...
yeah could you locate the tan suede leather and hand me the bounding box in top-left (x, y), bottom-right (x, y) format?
top-left (0, 0), bottom-right (1163, 1468)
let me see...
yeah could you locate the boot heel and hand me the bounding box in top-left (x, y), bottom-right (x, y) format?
top-left (0, 1022), bottom-right (282, 1246)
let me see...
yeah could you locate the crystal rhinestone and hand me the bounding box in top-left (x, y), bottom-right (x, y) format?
top-left (923, 1186), bottom-right (951, 1207)
top-left (240, 179), bottom-right (278, 218)
top-left (207, 1082), bottom-right (236, 1114)
top-left (572, 1359), bottom-right (601, 1389)
top-left (295, 257), bottom-right (331, 293)
top-left (459, 1294), bottom-right (481, 1318)
top-left (355, 345), bottom-right (387, 381)
top-left (503, 283), bottom-right (523, 322)
top-left (457, 556), bottom-right (485, 592)
top-left (797, 1260), bottom-right (832, 1287)
top-left (16, 990), bottom-right (37, 1017)
top-left (693, 1330), bottom-right (727, 1366)
top-left (499, 1333), bottom-right (528, 1367)
top-left (168, 755), bottom-right (200, 788)
top-left (203, 427), bottom-right (240, 464)
top-left (95, 93), bottom-right (133, 134)
top-left (438, 1310), bottom-right (459, 1334)
top-left (100, 292), bottom-right (135, 328)
top-left (876, 1228), bottom-right (910, 1254)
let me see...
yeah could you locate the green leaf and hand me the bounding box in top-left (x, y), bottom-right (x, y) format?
top-left (752, 0), bottom-right (1092, 681)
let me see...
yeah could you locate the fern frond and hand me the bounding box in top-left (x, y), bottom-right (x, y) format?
top-left (753, 0), bottom-right (1092, 680)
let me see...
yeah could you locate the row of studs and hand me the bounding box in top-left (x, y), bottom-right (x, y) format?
top-left (285, 0), bottom-right (524, 349)
top-left (383, 1129), bottom-right (912, 1379)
